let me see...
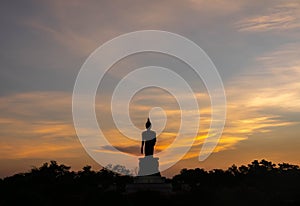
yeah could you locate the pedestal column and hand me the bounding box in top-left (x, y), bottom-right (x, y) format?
top-left (138, 156), bottom-right (160, 176)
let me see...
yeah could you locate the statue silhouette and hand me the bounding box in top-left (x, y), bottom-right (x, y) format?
top-left (141, 118), bottom-right (156, 156)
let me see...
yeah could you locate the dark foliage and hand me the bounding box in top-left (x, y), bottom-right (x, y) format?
top-left (0, 161), bottom-right (133, 205)
top-left (0, 159), bottom-right (299, 205)
top-left (172, 159), bottom-right (300, 205)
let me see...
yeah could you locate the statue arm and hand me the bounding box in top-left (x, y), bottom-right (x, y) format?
top-left (141, 140), bottom-right (144, 154)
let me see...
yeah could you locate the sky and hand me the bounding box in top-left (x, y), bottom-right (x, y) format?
top-left (0, 0), bottom-right (300, 177)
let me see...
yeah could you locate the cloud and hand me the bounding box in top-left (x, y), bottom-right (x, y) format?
top-left (94, 49), bottom-right (300, 164)
top-left (24, 19), bottom-right (99, 57)
top-left (236, 1), bottom-right (300, 32)
top-left (1, 0), bottom-right (300, 172)
top-left (0, 92), bottom-right (83, 159)
top-left (20, 0), bottom-right (183, 57)
top-left (100, 144), bottom-right (163, 156)
top-left (174, 42), bottom-right (300, 161)
top-left (19, 0), bottom-right (249, 59)
top-left (188, 0), bottom-right (245, 14)
top-left (190, 42), bottom-right (300, 159)
top-left (229, 43), bottom-right (300, 111)
top-left (1, 40), bottom-right (299, 169)
top-left (96, 75), bottom-right (298, 165)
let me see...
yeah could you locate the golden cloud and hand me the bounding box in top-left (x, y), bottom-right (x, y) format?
top-left (236, 1), bottom-right (300, 32)
top-left (0, 92), bottom-right (82, 159)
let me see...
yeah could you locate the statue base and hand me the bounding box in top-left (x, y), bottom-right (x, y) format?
top-left (125, 156), bottom-right (172, 194)
top-left (138, 156), bottom-right (160, 176)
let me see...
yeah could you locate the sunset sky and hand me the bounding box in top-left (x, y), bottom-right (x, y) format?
top-left (1, 0), bottom-right (300, 177)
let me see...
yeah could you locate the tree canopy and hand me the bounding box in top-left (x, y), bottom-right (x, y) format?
top-left (0, 159), bottom-right (299, 205)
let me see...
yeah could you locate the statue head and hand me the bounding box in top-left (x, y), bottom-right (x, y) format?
top-left (145, 118), bottom-right (151, 129)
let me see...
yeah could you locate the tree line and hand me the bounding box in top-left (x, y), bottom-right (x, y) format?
top-left (0, 159), bottom-right (299, 205)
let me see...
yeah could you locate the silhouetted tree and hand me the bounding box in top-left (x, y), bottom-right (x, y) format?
top-left (105, 164), bottom-right (133, 176)
top-left (1, 159), bottom-right (300, 205)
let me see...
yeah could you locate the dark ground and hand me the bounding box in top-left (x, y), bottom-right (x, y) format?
top-left (0, 159), bottom-right (299, 206)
